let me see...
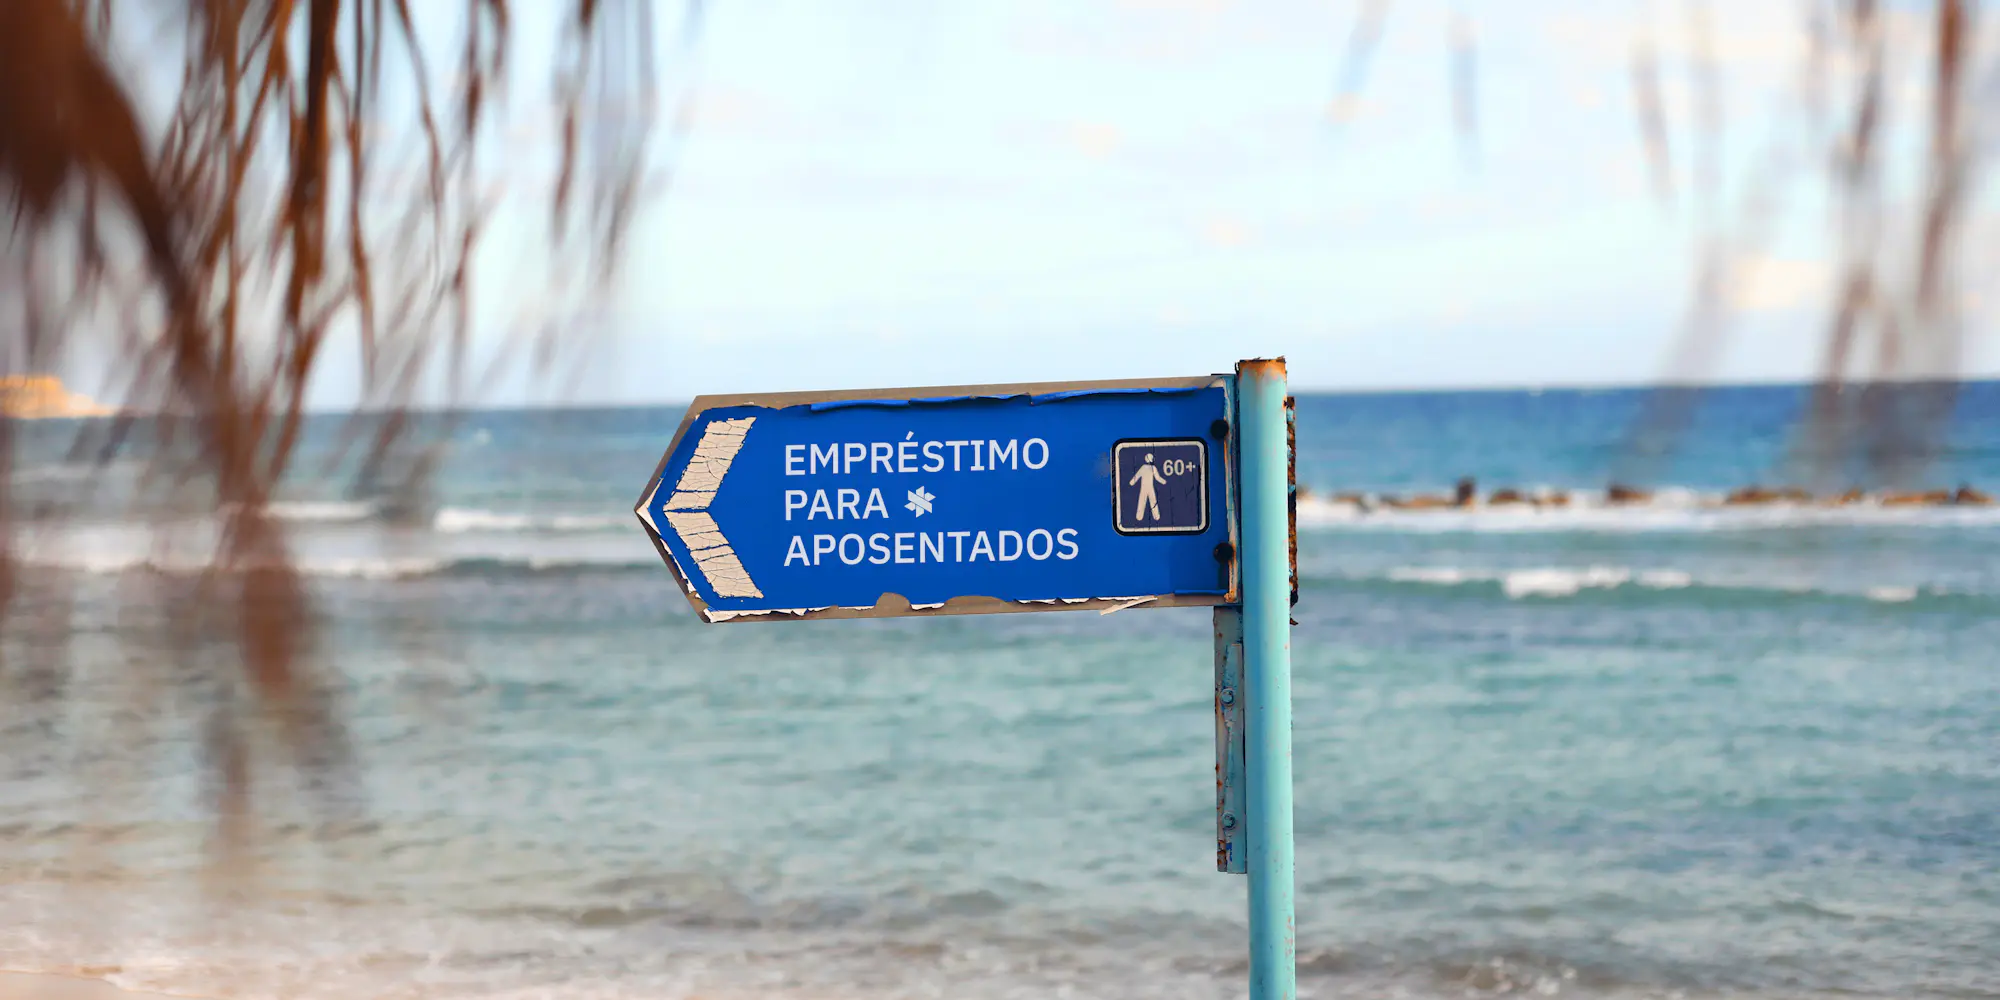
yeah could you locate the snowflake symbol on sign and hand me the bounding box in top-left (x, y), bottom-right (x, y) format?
top-left (905, 486), bottom-right (935, 517)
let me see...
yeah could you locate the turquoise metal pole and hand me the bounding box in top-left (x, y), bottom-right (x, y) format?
top-left (1237, 358), bottom-right (1296, 1000)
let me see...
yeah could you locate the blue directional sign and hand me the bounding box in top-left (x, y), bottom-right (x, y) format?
top-left (635, 377), bottom-right (1238, 621)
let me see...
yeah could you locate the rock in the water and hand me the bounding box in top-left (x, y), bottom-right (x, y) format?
top-left (1882, 490), bottom-right (1954, 507)
top-left (1605, 483), bottom-right (1652, 504)
top-left (1726, 486), bottom-right (1780, 506)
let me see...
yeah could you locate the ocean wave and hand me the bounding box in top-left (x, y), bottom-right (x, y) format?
top-left (259, 502), bottom-right (630, 534)
top-left (432, 507), bottom-right (629, 534)
top-left (267, 500), bottom-right (383, 523)
top-left (14, 550), bottom-right (656, 581)
top-left (7, 462), bottom-right (111, 486)
top-left (1298, 490), bottom-right (2000, 534)
top-left (1358, 564), bottom-right (1957, 604)
top-left (254, 501), bottom-right (634, 534)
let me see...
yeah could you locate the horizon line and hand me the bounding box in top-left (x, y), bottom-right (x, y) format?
top-left (271, 374), bottom-right (2000, 416)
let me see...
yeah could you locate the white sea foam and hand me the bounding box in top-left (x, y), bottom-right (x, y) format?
top-left (1371, 563), bottom-right (1944, 603)
top-left (1387, 567), bottom-right (1478, 586)
top-left (1636, 569), bottom-right (1695, 589)
top-left (1297, 491), bottom-right (2000, 533)
top-left (12, 551), bottom-right (653, 579)
top-left (267, 500), bottom-right (382, 523)
top-left (1502, 566), bottom-right (1632, 598)
top-left (1867, 585), bottom-right (1920, 603)
top-left (10, 549), bottom-right (446, 579)
top-left (5, 517), bottom-right (654, 579)
top-left (434, 507), bottom-right (538, 533)
top-left (7, 462), bottom-right (105, 486)
top-left (434, 507), bottom-right (627, 534)
top-left (238, 502), bottom-right (631, 534)
top-left (550, 513), bottom-right (627, 531)
top-left (1390, 565), bottom-right (1640, 598)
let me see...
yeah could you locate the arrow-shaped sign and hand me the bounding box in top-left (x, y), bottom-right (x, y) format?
top-left (638, 414), bottom-right (764, 598)
top-left (636, 376), bottom-right (1239, 622)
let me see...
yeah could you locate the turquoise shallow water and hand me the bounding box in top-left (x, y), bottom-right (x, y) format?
top-left (2, 386), bottom-right (1998, 999)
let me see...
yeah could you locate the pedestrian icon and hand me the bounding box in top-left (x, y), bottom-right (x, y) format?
top-left (1130, 453), bottom-right (1168, 521)
top-left (1113, 439), bottom-right (1208, 535)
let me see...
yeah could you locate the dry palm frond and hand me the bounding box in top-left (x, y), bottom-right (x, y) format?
top-left (1335, 0), bottom-right (1988, 489)
top-left (0, 0), bottom-right (683, 848)
top-left (1328, 0), bottom-right (1482, 156)
top-left (1659, 0), bottom-right (1982, 489)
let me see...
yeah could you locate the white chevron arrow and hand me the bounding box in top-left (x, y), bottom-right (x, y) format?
top-left (637, 416), bottom-right (764, 599)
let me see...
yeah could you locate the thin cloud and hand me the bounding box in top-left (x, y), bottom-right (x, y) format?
top-left (1065, 122), bottom-right (1126, 159)
top-left (1201, 217), bottom-right (1254, 249)
top-left (1326, 93), bottom-right (1373, 124)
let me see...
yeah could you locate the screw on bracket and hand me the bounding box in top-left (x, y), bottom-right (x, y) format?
top-left (1220, 687), bottom-right (1236, 706)
top-left (1210, 419), bottom-right (1231, 441)
top-left (1213, 541), bottom-right (1235, 563)
top-left (1221, 812), bottom-right (1238, 830)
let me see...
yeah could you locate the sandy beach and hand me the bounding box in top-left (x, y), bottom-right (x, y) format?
top-left (0, 975), bottom-right (177, 1000)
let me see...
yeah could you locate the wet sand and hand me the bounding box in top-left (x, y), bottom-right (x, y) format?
top-left (0, 975), bottom-right (179, 1000)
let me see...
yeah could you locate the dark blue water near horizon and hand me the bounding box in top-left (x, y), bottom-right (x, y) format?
top-left (1, 380), bottom-right (1997, 1000)
top-left (1293, 380), bottom-right (2000, 495)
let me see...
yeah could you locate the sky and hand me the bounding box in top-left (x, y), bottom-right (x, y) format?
top-left (301, 0), bottom-right (1998, 406)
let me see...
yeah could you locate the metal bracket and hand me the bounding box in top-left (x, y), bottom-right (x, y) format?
top-left (1214, 604), bottom-right (1247, 874)
top-left (1285, 395), bottom-right (1298, 608)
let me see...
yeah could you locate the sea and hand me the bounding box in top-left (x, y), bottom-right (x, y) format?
top-left (1, 383), bottom-right (1996, 1000)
